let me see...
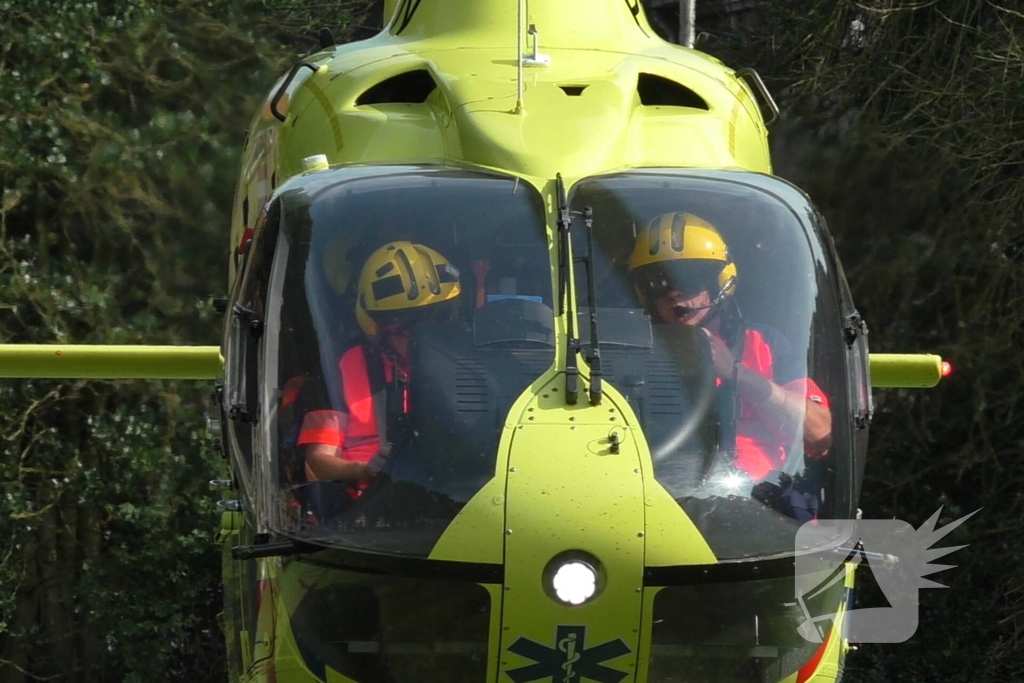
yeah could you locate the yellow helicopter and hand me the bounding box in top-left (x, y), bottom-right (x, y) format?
top-left (0, 0), bottom-right (952, 681)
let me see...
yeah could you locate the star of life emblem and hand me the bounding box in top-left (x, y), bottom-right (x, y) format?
top-left (506, 625), bottom-right (631, 683)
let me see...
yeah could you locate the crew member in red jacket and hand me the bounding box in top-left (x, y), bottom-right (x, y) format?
top-left (299, 241), bottom-right (461, 496)
top-left (628, 212), bottom-right (832, 480)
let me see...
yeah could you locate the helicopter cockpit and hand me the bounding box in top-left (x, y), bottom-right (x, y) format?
top-left (219, 163), bottom-right (870, 680)
top-left (225, 164), bottom-right (867, 565)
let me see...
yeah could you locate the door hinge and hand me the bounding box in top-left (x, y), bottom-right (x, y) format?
top-left (843, 312), bottom-right (868, 347)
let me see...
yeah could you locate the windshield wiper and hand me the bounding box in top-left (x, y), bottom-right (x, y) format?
top-left (556, 174), bottom-right (579, 405)
top-left (576, 205), bottom-right (603, 405)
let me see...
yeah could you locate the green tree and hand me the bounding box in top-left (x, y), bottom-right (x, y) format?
top-left (0, 1), bottom-right (374, 680)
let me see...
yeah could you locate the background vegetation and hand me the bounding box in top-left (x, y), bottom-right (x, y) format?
top-left (0, 2), bottom-right (375, 681)
top-left (1, 0), bottom-right (1022, 681)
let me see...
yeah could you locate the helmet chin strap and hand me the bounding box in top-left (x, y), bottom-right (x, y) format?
top-left (373, 325), bottom-right (408, 355)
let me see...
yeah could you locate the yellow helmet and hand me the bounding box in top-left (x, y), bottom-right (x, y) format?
top-left (356, 241), bottom-right (461, 336)
top-left (628, 212), bottom-right (737, 306)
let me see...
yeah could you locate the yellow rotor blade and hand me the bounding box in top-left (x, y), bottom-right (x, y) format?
top-left (0, 345), bottom-right (223, 380)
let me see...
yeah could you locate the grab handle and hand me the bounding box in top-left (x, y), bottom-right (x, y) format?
top-left (270, 62), bottom-right (319, 122)
top-left (736, 67), bottom-right (780, 128)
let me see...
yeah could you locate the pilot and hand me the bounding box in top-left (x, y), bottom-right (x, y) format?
top-left (628, 212), bottom-right (832, 482)
top-left (298, 241), bottom-right (461, 505)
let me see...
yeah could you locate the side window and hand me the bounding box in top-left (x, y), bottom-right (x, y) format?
top-left (225, 203), bottom-right (279, 481)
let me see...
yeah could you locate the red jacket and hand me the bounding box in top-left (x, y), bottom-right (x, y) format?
top-left (731, 328), bottom-right (829, 479)
top-left (297, 345), bottom-right (408, 487)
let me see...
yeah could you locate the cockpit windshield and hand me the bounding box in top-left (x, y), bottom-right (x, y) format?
top-left (570, 170), bottom-right (854, 560)
top-left (255, 166), bottom-right (551, 556)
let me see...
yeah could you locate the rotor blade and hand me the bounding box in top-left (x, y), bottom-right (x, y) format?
top-left (0, 345), bottom-right (222, 380)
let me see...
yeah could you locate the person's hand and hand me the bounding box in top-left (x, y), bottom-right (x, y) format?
top-left (703, 329), bottom-right (737, 378)
top-left (352, 462), bottom-right (376, 483)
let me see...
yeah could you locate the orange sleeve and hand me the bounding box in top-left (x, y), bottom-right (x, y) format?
top-left (782, 378), bottom-right (831, 409)
top-left (297, 409), bottom-right (347, 448)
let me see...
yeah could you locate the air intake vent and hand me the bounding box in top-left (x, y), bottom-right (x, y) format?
top-left (560, 85), bottom-right (588, 96)
top-left (356, 69), bottom-right (436, 106)
top-left (637, 73), bottom-right (708, 109)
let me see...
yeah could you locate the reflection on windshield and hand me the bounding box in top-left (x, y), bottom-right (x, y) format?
top-left (570, 172), bottom-right (852, 559)
top-left (281, 562), bottom-right (491, 681)
top-left (262, 167), bottom-right (552, 556)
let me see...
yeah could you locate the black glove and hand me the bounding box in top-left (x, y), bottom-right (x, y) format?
top-left (366, 447), bottom-right (392, 476)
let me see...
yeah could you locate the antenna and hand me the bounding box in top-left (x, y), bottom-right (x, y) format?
top-left (524, 24), bottom-right (551, 66)
top-left (513, 0), bottom-right (550, 114)
top-left (679, 0), bottom-right (696, 48)
top-left (515, 0), bottom-right (525, 114)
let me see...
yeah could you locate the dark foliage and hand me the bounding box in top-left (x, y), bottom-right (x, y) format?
top-left (0, 1), bottom-right (375, 681)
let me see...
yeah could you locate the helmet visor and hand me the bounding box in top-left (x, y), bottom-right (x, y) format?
top-left (632, 260), bottom-right (723, 301)
top-left (370, 298), bottom-right (457, 332)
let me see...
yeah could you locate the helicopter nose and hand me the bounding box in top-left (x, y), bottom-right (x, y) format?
top-left (424, 374), bottom-right (720, 682)
top-left (495, 385), bottom-right (646, 681)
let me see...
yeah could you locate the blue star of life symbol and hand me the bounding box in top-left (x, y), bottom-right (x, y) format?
top-left (506, 625), bottom-right (631, 683)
